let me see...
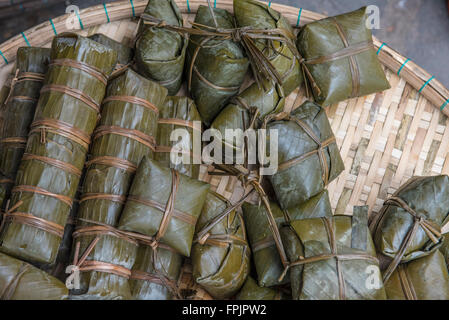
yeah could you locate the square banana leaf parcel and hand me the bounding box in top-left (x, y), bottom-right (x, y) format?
top-left (0, 251), bottom-right (68, 300)
top-left (384, 250), bottom-right (449, 300)
top-left (192, 191), bottom-right (250, 299)
top-left (135, 0), bottom-right (187, 95)
top-left (187, 5), bottom-right (249, 126)
top-left (280, 207), bottom-right (387, 300)
top-left (233, 0), bottom-right (303, 96)
top-left (370, 175), bottom-right (449, 282)
top-left (242, 190), bottom-right (332, 287)
top-left (267, 101), bottom-right (344, 209)
top-left (118, 157), bottom-right (210, 257)
top-left (296, 7), bottom-right (390, 106)
top-left (88, 33), bottom-right (133, 68)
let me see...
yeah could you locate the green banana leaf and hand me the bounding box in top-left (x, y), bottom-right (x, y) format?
top-left (118, 157), bottom-right (210, 257)
top-left (242, 190), bottom-right (332, 287)
top-left (296, 7), bottom-right (390, 106)
top-left (0, 33), bottom-right (117, 265)
top-left (70, 230), bottom-right (138, 300)
top-left (155, 96), bottom-right (201, 179)
top-left (211, 80), bottom-right (285, 154)
top-left (441, 234), bottom-right (449, 270)
top-left (79, 68), bottom-right (167, 227)
top-left (0, 252), bottom-right (68, 300)
top-left (192, 191), bottom-right (250, 299)
top-left (371, 176), bottom-right (449, 265)
top-left (135, 0), bottom-right (187, 95)
top-left (384, 250), bottom-right (449, 300)
top-left (0, 72), bottom-right (12, 106)
top-left (236, 276), bottom-right (289, 300)
top-left (130, 244), bottom-right (183, 300)
top-left (187, 5), bottom-right (249, 126)
top-left (0, 47), bottom-right (51, 209)
top-left (233, 0), bottom-right (303, 96)
top-left (267, 101), bottom-right (344, 209)
top-left (280, 208), bottom-right (386, 300)
top-left (88, 34), bottom-right (133, 67)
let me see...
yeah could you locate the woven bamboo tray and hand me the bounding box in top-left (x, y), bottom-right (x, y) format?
top-left (0, 0), bottom-right (448, 298)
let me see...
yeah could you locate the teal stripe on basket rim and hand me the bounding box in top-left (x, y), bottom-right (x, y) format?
top-left (130, 0), bottom-right (135, 17)
top-left (186, 0), bottom-right (190, 12)
top-left (0, 50), bottom-right (7, 64)
top-left (419, 76), bottom-right (435, 93)
top-left (441, 99), bottom-right (449, 111)
top-left (268, 1), bottom-right (272, 7)
top-left (21, 32), bottom-right (31, 46)
top-left (49, 19), bottom-right (57, 35)
top-left (214, 0), bottom-right (216, 8)
top-left (397, 58), bottom-right (410, 76)
top-left (376, 42), bottom-right (386, 55)
top-left (103, 3), bottom-right (110, 23)
top-left (296, 8), bottom-right (303, 27)
top-left (75, 9), bottom-right (84, 30)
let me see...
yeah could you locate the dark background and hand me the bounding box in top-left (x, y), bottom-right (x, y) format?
top-left (1, 0), bottom-right (448, 87)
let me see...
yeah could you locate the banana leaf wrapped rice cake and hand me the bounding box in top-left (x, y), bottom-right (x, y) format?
top-left (118, 157), bottom-right (210, 257)
top-left (0, 33), bottom-right (117, 265)
top-left (70, 69), bottom-right (167, 298)
top-left (233, 0), bottom-right (302, 96)
top-left (0, 251), bottom-right (68, 300)
top-left (280, 207), bottom-right (386, 300)
top-left (155, 96), bottom-right (201, 179)
top-left (441, 234), bottom-right (449, 269)
top-left (384, 250), bottom-right (449, 300)
top-left (0, 47), bottom-right (50, 209)
top-left (266, 101), bottom-right (344, 209)
top-left (192, 191), bottom-right (250, 299)
top-left (242, 190), bottom-right (332, 287)
top-left (296, 7), bottom-right (390, 106)
top-left (136, 0), bottom-right (187, 95)
top-left (211, 81), bottom-right (285, 155)
top-left (130, 242), bottom-right (183, 300)
top-left (370, 175), bottom-right (449, 283)
top-left (236, 276), bottom-right (289, 300)
top-left (186, 5), bottom-right (249, 125)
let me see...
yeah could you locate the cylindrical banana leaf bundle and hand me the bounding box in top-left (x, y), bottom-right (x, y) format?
top-left (72, 69), bottom-right (167, 297)
top-left (0, 251), bottom-right (68, 300)
top-left (155, 96), bottom-right (201, 179)
top-left (0, 33), bottom-right (117, 265)
top-left (211, 80), bottom-right (285, 154)
top-left (280, 207), bottom-right (387, 300)
top-left (135, 0), bottom-right (187, 95)
top-left (233, 0), bottom-right (303, 96)
top-left (384, 250), bottom-right (449, 300)
top-left (370, 175), bottom-right (449, 283)
top-left (296, 7), bottom-right (390, 106)
top-left (69, 226), bottom-right (138, 299)
top-left (0, 47), bottom-right (51, 210)
top-left (78, 68), bottom-right (167, 227)
top-left (187, 5), bottom-right (249, 126)
top-left (192, 191), bottom-right (250, 299)
top-left (130, 243), bottom-right (183, 300)
top-left (242, 190), bottom-right (332, 287)
top-left (118, 157), bottom-right (210, 257)
top-left (88, 34), bottom-right (133, 68)
top-left (236, 276), bottom-right (289, 300)
top-left (266, 101), bottom-right (344, 209)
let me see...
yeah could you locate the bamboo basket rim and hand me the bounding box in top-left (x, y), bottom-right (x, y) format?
top-left (0, 0), bottom-right (448, 117)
